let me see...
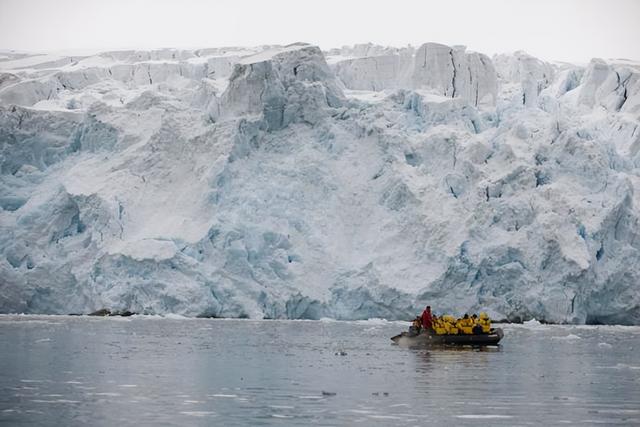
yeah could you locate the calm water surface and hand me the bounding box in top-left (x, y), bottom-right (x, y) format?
top-left (0, 316), bottom-right (639, 426)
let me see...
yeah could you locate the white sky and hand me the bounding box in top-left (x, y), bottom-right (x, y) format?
top-left (0, 0), bottom-right (638, 63)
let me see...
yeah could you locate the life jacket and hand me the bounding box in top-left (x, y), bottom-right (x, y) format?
top-left (479, 312), bottom-right (491, 333)
top-left (442, 315), bottom-right (458, 334)
top-left (458, 318), bottom-right (473, 334)
top-left (433, 318), bottom-right (447, 335)
top-left (470, 316), bottom-right (481, 334)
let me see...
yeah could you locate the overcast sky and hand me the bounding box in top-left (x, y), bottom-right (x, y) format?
top-left (0, 0), bottom-right (638, 63)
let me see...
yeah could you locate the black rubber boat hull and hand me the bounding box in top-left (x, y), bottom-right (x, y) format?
top-left (391, 328), bottom-right (504, 347)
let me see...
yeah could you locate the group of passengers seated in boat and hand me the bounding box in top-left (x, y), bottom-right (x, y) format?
top-left (409, 306), bottom-right (492, 336)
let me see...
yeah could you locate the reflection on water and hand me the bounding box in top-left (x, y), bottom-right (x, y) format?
top-left (0, 316), bottom-right (639, 426)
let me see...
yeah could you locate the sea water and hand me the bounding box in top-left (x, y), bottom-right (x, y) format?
top-left (0, 316), bottom-right (639, 426)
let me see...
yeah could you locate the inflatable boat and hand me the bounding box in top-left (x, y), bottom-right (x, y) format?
top-left (391, 328), bottom-right (504, 347)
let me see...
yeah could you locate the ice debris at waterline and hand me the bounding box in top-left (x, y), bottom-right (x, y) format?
top-left (1, 43), bottom-right (639, 324)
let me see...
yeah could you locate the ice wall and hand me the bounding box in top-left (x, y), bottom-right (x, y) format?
top-left (1, 43), bottom-right (640, 324)
top-left (219, 43), bottom-right (345, 130)
top-left (330, 42), bottom-right (496, 107)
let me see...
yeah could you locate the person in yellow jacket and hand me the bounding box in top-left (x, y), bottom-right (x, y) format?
top-left (471, 314), bottom-right (483, 334)
top-left (478, 312), bottom-right (491, 334)
top-left (432, 315), bottom-right (447, 335)
top-left (457, 314), bottom-right (474, 334)
top-left (409, 316), bottom-right (422, 336)
top-left (442, 315), bottom-right (459, 334)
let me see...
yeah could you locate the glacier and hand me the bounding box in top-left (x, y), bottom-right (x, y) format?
top-left (0, 42), bottom-right (639, 324)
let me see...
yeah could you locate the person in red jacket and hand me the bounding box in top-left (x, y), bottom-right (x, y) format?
top-left (421, 306), bottom-right (433, 330)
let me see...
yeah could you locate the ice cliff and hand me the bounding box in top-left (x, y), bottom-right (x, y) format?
top-left (1, 42), bottom-right (639, 324)
top-left (331, 43), bottom-right (496, 107)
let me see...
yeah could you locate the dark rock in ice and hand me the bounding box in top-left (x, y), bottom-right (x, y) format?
top-left (89, 308), bottom-right (111, 316)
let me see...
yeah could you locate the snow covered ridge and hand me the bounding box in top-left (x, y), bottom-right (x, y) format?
top-left (1, 43), bottom-right (639, 324)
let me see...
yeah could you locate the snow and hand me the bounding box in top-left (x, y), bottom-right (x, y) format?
top-left (342, 89), bottom-right (389, 103)
top-left (113, 240), bottom-right (178, 261)
top-left (0, 54), bottom-right (74, 70)
top-left (0, 43), bottom-right (640, 323)
top-left (238, 43), bottom-right (310, 65)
